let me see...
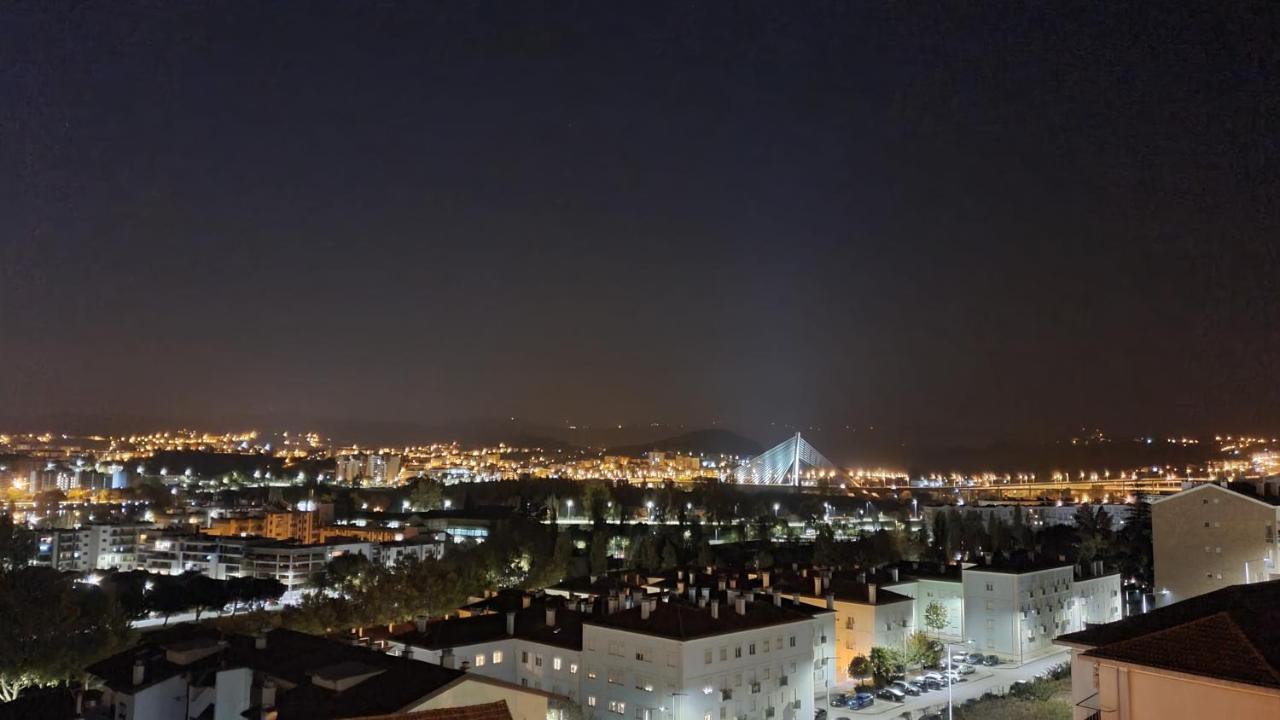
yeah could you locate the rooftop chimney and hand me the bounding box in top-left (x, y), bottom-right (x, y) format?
top-left (132, 660), bottom-right (145, 686)
top-left (710, 599), bottom-right (719, 619)
top-left (825, 593), bottom-right (835, 610)
top-left (254, 633), bottom-right (267, 651)
top-left (792, 592), bottom-right (800, 606)
top-left (813, 576), bottom-right (822, 597)
top-left (772, 588), bottom-right (781, 607)
top-left (761, 571), bottom-right (771, 588)
top-left (506, 611), bottom-right (516, 636)
top-left (689, 586), bottom-right (698, 602)
top-left (678, 569), bottom-right (685, 580)
top-left (522, 595), bottom-right (532, 609)
top-left (641, 600), bottom-right (651, 620)
top-left (415, 615), bottom-right (428, 633)
top-left (403, 646), bottom-right (415, 661)
top-left (890, 568), bottom-right (899, 582)
top-left (546, 606), bottom-right (557, 627)
top-left (867, 584), bottom-right (877, 604)
top-left (822, 573), bottom-right (830, 590)
top-left (442, 649), bottom-right (455, 669)
top-left (735, 596), bottom-right (747, 616)
top-left (261, 680), bottom-right (276, 709)
top-left (856, 571), bottom-right (866, 584)
top-left (717, 579), bottom-right (726, 591)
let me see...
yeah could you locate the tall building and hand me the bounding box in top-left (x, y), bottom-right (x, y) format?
top-left (1152, 482), bottom-right (1280, 605)
top-left (33, 522), bottom-right (155, 572)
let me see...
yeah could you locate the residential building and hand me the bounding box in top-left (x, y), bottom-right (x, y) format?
top-left (87, 626), bottom-right (553, 720)
top-left (879, 562), bottom-right (965, 642)
top-left (964, 557), bottom-right (1122, 663)
top-left (1057, 580), bottom-right (1280, 720)
top-left (33, 522), bottom-right (155, 572)
top-left (1152, 483), bottom-right (1280, 605)
top-left (393, 586), bottom-right (835, 720)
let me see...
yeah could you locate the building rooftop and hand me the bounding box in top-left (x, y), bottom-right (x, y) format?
top-left (399, 600), bottom-right (585, 651)
top-left (89, 627), bottom-right (469, 720)
top-left (585, 595), bottom-right (829, 640)
top-left (1058, 580), bottom-right (1280, 690)
top-left (351, 700), bottom-right (514, 720)
top-left (963, 553), bottom-right (1075, 575)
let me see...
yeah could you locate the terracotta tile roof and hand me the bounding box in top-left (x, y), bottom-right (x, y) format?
top-left (1062, 580), bottom-right (1280, 690)
top-left (1084, 611), bottom-right (1280, 689)
top-left (343, 700), bottom-right (513, 720)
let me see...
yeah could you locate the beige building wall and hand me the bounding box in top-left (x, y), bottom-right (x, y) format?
top-left (1092, 659), bottom-right (1280, 719)
top-left (414, 678), bottom-right (551, 720)
top-left (798, 596), bottom-right (912, 682)
top-left (1152, 484), bottom-right (1279, 606)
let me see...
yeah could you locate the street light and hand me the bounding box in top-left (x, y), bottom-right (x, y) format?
top-left (945, 640), bottom-right (974, 720)
top-left (566, 499), bottom-right (574, 519)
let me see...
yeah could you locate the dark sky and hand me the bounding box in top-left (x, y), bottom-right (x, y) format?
top-left (2, 1), bottom-right (1278, 446)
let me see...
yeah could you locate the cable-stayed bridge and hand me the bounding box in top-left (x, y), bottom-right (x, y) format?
top-left (734, 432), bottom-right (837, 485)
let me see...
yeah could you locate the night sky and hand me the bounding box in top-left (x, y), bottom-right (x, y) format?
top-left (2, 2), bottom-right (1278, 446)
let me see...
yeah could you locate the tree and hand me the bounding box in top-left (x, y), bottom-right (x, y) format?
top-left (589, 528), bottom-right (610, 576)
top-left (1115, 500), bottom-right (1153, 586)
top-left (0, 567), bottom-right (131, 702)
top-left (147, 573), bottom-right (196, 625)
top-left (924, 600), bottom-right (949, 638)
top-left (848, 655), bottom-right (871, 685)
top-left (408, 478), bottom-right (444, 511)
top-left (813, 524), bottom-right (839, 567)
top-left (904, 631), bottom-right (942, 670)
top-left (0, 514), bottom-right (34, 573)
top-left (868, 647), bottom-right (905, 685)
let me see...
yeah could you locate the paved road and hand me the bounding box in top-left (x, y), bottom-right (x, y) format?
top-left (819, 649), bottom-right (1069, 719)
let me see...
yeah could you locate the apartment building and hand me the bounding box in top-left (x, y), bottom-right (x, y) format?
top-left (140, 533), bottom-right (374, 593)
top-left (393, 587), bottom-right (835, 720)
top-left (1152, 482), bottom-right (1280, 605)
top-left (767, 573), bottom-right (911, 684)
top-left (963, 557), bottom-right (1121, 663)
top-left (33, 522), bottom-right (155, 572)
top-left (88, 627), bottom-right (553, 720)
top-left (879, 562), bottom-right (965, 642)
top-left (1057, 580), bottom-right (1280, 720)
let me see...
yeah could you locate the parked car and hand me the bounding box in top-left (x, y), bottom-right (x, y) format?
top-left (905, 679), bottom-right (929, 693)
top-left (917, 676), bottom-right (943, 691)
top-left (876, 686), bottom-right (906, 702)
top-left (982, 654), bottom-right (1000, 667)
top-left (829, 694), bottom-right (850, 708)
top-left (852, 692), bottom-right (875, 710)
top-left (814, 709), bottom-right (827, 720)
top-left (890, 680), bottom-right (920, 697)
top-left (921, 714), bottom-right (943, 720)
top-left (957, 663), bottom-right (976, 675)
top-left (966, 652), bottom-right (986, 665)
top-left (950, 651), bottom-right (969, 662)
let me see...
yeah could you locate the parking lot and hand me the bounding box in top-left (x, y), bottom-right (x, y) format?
top-left (818, 649), bottom-right (1069, 719)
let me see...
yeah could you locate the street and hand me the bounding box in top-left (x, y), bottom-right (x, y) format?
top-left (819, 649), bottom-right (1069, 719)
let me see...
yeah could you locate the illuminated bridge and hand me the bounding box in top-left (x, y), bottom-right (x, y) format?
top-left (735, 433), bottom-right (837, 485)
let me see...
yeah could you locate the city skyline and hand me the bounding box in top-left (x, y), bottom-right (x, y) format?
top-left (5, 3), bottom-right (1279, 442)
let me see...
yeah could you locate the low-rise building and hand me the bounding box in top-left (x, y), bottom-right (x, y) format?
top-left (33, 522), bottom-right (155, 572)
top-left (88, 627), bottom-right (553, 720)
top-left (1056, 580), bottom-right (1280, 720)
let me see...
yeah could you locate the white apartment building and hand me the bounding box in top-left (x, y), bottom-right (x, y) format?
top-left (880, 564), bottom-right (965, 642)
top-left (964, 559), bottom-right (1122, 663)
top-left (34, 522), bottom-right (155, 572)
top-left (394, 589), bottom-right (836, 720)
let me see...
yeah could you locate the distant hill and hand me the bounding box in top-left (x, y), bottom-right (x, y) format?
top-left (608, 428), bottom-right (763, 458)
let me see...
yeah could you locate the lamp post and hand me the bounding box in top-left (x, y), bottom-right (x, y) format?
top-left (945, 640), bottom-right (973, 720)
top-left (816, 655), bottom-right (835, 711)
top-left (566, 499), bottom-right (574, 520)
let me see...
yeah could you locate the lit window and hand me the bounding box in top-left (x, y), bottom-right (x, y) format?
top-left (493, 651), bottom-right (503, 664)
top-left (475, 654), bottom-right (486, 667)
top-left (588, 697), bottom-right (597, 708)
top-left (570, 663), bottom-right (579, 674)
top-left (554, 657), bottom-right (562, 671)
